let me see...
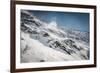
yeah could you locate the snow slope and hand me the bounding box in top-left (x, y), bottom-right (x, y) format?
top-left (21, 32), bottom-right (79, 63)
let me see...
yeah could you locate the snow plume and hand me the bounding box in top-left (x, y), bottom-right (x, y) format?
top-left (49, 17), bottom-right (57, 27)
top-left (47, 17), bottom-right (58, 32)
top-left (49, 21), bottom-right (57, 27)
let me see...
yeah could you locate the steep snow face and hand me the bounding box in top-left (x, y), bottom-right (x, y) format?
top-left (20, 10), bottom-right (90, 63)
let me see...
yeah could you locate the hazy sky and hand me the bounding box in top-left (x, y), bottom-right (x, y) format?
top-left (27, 10), bottom-right (89, 32)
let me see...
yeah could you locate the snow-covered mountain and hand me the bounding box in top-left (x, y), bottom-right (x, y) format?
top-left (20, 10), bottom-right (90, 63)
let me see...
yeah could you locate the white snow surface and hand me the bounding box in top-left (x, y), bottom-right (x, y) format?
top-left (21, 32), bottom-right (77, 63)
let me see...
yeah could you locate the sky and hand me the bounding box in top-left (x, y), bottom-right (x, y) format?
top-left (27, 10), bottom-right (89, 32)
